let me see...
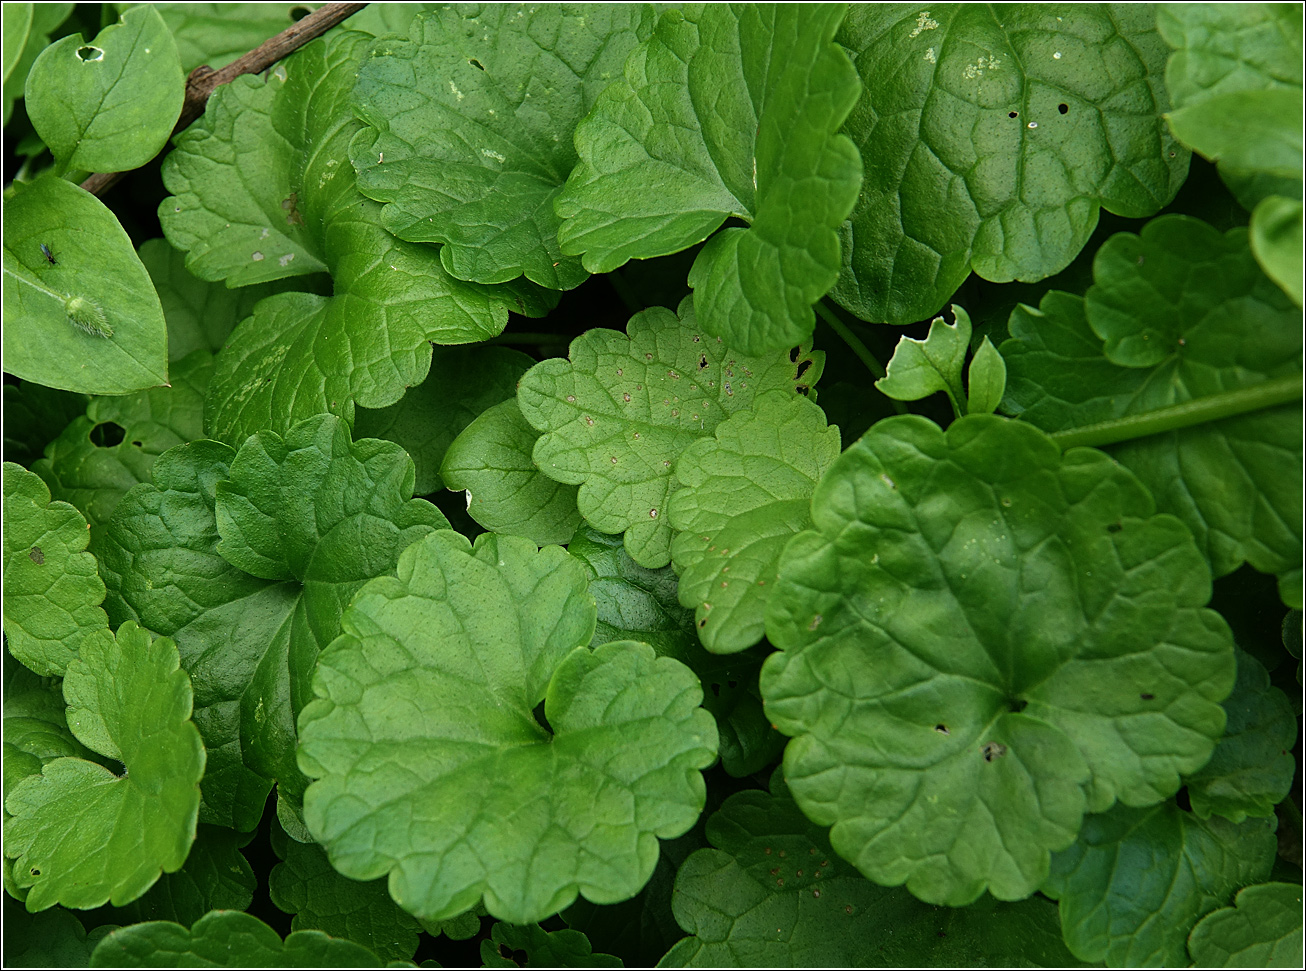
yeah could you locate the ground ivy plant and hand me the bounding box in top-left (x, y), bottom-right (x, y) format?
top-left (2, 3), bottom-right (1301, 968)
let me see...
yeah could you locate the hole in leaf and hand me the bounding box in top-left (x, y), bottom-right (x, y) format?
top-left (1176, 786), bottom-right (1192, 812)
top-left (531, 700), bottom-right (552, 735)
top-left (469, 58), bottom-right (486, 70)
top-left (934, 724), bottom-right (949, 735)
top-left (1140, 692), bottom-right (1154, 700)
top-left (289, 5), bottom-right (313, 21)
top-left (796, 385), bottom-right (809, 396)
top-left (76, 45), bottom-right (103, 62)
top-left (727, 680), bottom-right (738, 690)
top-left (699, 354), bottom-right (708, 369)
top-left (710, 682), bottom-right (721, 697)
top-left (795, 359), bottom-right (812, 380)
top-left (1058, 103), bottom-right (1069, 114)
top-left (789, 347), bottom-right (801, 363)
top-left (131, 440), bottom-right (143, 447)
top-left (981, 741), bottom-right (1008, 761)
top-left (90, 422), bottom-right (126, 447)
top-left (1008, 110), bottom-right (1018, 118)
top-left (30, 868), bottom-right (39, 876)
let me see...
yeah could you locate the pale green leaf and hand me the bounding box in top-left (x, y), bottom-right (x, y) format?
top-left (297, 531), bottom-right (718, 924)
top-left (2, 461), bottom-right (109, 677)
top-left (1250, 195), bottom-right (1304, 306)
top-left (3, 621), bottom-right (204, 911)
top-left (556, 5), bottom-right (862, 353)
top-left (351, 4), bottom-right (654, 290)
top-left (966, 337), bottom-right (1006, 416)
top-left (669, 391), bottom-right (839, 654)
top-left (119, 2), bottom-right (310, 72)
top-left (518, 296), bottom-right (824, 568)
top-left (1188, 882), bottom-right (1305, 968)
top-left (833, 4), bottom-right (1187, 324)
top-left (874, 305), bottom-right (971, 415)
top-left (1044, 802), bottom-right (1277, 966)
top-left (761, 415), bottom-right (1236, 905)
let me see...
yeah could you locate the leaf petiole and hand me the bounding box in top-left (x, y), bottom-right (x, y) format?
top-left (815, 300), bottom-right (907, 413)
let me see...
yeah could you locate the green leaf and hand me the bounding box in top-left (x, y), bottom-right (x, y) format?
top-left (24, 5), bottom-right (182, 173)
top-left (3, 5), bottom-right (33, 88)
top-left (833, 4), bottom-right (1188, 325)
top-left (1188, 882), bottom-right (1305, 968)
top-left (96, 417), bottom-right (447, 829)
top-left (89, 910), bottom-right (388, 967)
top-left (441, 398), bottom-right (584, 546)
top-left (555, 5), bottom-right (862, 354)
top-left (356, 344), bottom-right (536, 495)
top-left (966, 337), bottom-right (1006, 416)
top-left (874, 305), bottom-right (971, 415)
top-left (269, 825), bottom-right (425, 963)
top-left (1001, 215), bottom-right (1303, 603)
top-left (1044, 802), bottom-right (1277, 966)
top-left (95, 824), bottom-right (256, 927)
top-left (2, 898), bottom-right (116, 968)
top-left (2, 2), bottom-right (74, 127)
top-left (1158, 3), bottom-right (1303, 208)
top-left (660, 773), bottom-right (1086, 968)
top-left (761, 414), bottom-right (1236, 905)
top-left (2, 461), bottom-right (109, 677)
top-left (669, 391), bottom-right (840, 654)
top-left (160, 29), bottom-right (551, 445)
top-left (32, 350), bottom-right (213, 544)
top-left (1185, 648), bottom-right (1297, 824)
top-left (121, 2), bottom-right (310, 73)
top-left (2, 174), bottom-right (169, 394)
top-left (351, 4), bottom-right (655, 291)
top-left (483, 922), bottom-right (622, 967)
top-left (2, 381), bottom-right (89, 469)
top-left (297, 531), bottom-right (718, 924)
top-left (568, 524), bottom-right (784, 778)
top-left (1251, 194), bottom-right (1304, 306)
top-left (518, 296), bottom-right (824, 568)
top-left (4, 620), bottom-right (204, 911)
top-left (139, 236), bottom-right (327, 363)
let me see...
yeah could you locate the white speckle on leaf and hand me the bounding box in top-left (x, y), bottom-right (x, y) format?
top-left (1053, 51), bottom-right (1062, 59)
top-left (278, 253), bottom-right (294, 267)
top-left (908, 11), bottom-right (938, 37)
top-left (1028, 121), bottom-right (1038, 128)
top-left (481, 148), bottom-right (506, 162)
top-left (924, 47), bottom-right (936, 63)
top-left (649, 508), bottom-right (658, 518)
top-left (251, 251), bottom-right (264, 261)
top-left (450, 80), bottom-right (464, 100)
top-left (465, 490), bottom-right (473, 510)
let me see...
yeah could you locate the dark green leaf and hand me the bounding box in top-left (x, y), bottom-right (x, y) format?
top-left (481, 923), bottom-right (622, 967)
top-left (1187, 881), bottom-right (1305, 968)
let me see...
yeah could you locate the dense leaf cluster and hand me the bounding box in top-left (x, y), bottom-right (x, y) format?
top-left (1, 3), bottom-right (1301, 968)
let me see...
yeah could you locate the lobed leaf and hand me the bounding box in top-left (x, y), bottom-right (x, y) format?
top-left (351, 3), bottom-right (655, 291)
top-left (482, 923), bottom-right (622, 967)
top-left (89, 910), bottom-right (387, 967)
top-left (3, 621), bottom-right (205, 911)
top-left (441, 398), bottom-right (584, 546)
top-left (555, 4), bottom-right (862, 353)
top-left (1044, 801), bottom-right (1278, 966)
top-left (2, 461), bottom-right (109, 677)
top-left (2, 899), bottom-right (116, 969)
top-left (1001, 214), bottom-right (1303, 604)
top-left (1187, 882), bottom-right (1305, 968)
top-left (833, 4), bottom-right (1188, 324)
top-left (660, 772), bottom-right (1086, 968)
top-left (761, 414), bottom-right (1236, 905)
top-left (669, 391), bottom-right (840, 654)
top-left (127, 2), bottom-right (312, 73)
top-left (297, 531), bottom-right (718, 924)
top-left (518, 296), bottom-right (824, 568)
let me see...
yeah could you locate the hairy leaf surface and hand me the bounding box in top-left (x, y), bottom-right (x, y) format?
top-left (833, 4), bottom-right (1188, 324)
top-left (1002, 215), bottom-right (1303, 603)
top-left (4, 621), bottom-right (204, 911)
top-left (2, 461), bottom-right (108, 677)
top-left (555, 4), bottom-right (862, 353)
top-left (297, 531), bottom-right (718, 924)
top-left (669, 391), bottom-right (839, 654)
top-left (351, 3), bottom-right (654, 290)
top-left (761, 414), bottom-right (1236, 905)
top-left (518, 296), bottom-right (824, 567)
top-left (1044, 802), bottom-right (1277, 966)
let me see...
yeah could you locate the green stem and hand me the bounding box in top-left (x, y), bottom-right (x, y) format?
top-left (1048, 373), bottom-right (1303, 450)
top-left (814, 300), bottom-right (908, 414)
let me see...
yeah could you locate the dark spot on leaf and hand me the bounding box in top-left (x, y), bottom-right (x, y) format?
top-left (30, 868), bottom-right (39, 876)
top-left (789, 347), bottom-right (801, 363)
top-left (727, 680), bottom-right (738, 690)
top-left (796, 385), bottom-right (809, 396)
top-left (289, 5), bottom-right (313, 20)
top-left (1140, 693), bottom-right (1154, 700)
top-left (981, 741), bottom-right (1007, 761)
top-left (41, 243), bottom-right (56, 265)
top-left (1058, 103), bottom-right (1068, 114)
top-left (699, 354), bottom-right (708, 369)
top-left (934, 724), bottom-right (949, 735)
top-left (131, 440), bottom-right (143, 448)
top-left (698, 618), bottom-right (707, 627)
top-left (1008, 110), bottom-right (1018, 118)
top-left (1107, 522), bottom-right (1122, 533)
top-left (1176, 786), bottom-right (1192, 812)
top-left (795, 359), bottom-right (812, 380)
top-left (90, 422), bottom-right (126, 448)
top-left (29, 547), bottom-right (44, 565)
top-left (282, 191), bottom-right (304, 226)
top-left (1009, 698), bottom-right (1027, 713)
top-left (469, 58), bottom-right (486, 70)
top-left (937, 931), bottom-right (947, 938)
top-left (710, 682), bottom-right (720, 697)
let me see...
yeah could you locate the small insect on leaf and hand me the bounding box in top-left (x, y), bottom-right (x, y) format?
top-left (40, 243), bottom-right (56, 265)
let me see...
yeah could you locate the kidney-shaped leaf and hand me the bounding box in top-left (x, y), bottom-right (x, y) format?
top-left (4, 621), bottom-right (204, 911)
top-left (89, 909), bottom-right (387, 967)
top-left (482, 923), bottom-right (622, 968)
top-left (669, 391), bottom-right (840, 654)
top-left (761, 414), bottom-right (1236, 906)
top-left (160, 29), bottom-right (551, 445)
top-left (555, 4), bottom-right (862, 354)
top-left (351, 3), bottom-right (655, 291)
top-left (832, 4), bottom-right (1188, 325)
top-left (2, 461), bottom-right (108, 677)
top-left (1187, 882), bottom-right (1305, 968)
top-left (297, 531), bottom-right (718, 925)
top-left (518, 296), bottom-right (824, 568)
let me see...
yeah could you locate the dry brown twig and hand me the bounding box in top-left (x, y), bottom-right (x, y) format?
top-left (79, 1), bottom-right (369, 197)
